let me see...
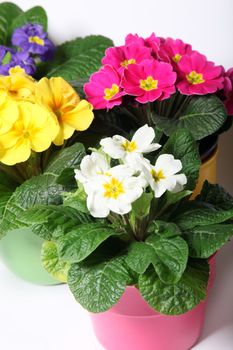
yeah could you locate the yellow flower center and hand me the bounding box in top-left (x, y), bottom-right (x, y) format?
top-left (23, 130), bottom-right (30, 138)
top-left (122, 140), bottom-right (137, 152)
top-left (121, 58), bottom-right (136, 68)
top-left (151, 169), bottom-right (165, 182)
top-left (172, 53), bottom-right (182, 63)
top-left (103, 177), bottom-right (125, 199)
top-left (104, 84), bottom-right (119, 100)
top-left (186, 71), bottom-right (205, 85)
top-left (140, 76), bottom-right (158, 91)
top-left (29, 36), bottom-right (45, 46)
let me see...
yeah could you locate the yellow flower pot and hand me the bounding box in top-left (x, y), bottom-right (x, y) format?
top-left (192, 147), bottom-right (218, 198)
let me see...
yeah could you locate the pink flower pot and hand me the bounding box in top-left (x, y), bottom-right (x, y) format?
top-left (90, 257), bottom-right (215, 350)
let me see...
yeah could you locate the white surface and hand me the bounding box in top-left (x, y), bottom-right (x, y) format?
top-left (0, 1), bottom-right (233, 349)
top-left (0, 239), bottom-right (233, 350)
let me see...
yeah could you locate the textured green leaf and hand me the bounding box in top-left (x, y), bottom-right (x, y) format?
top-left (145, 234), bottom-right (189, 283)
top-left (68, 255), bottom-right (131, 312)
top-left (125, 242), bottom-right (157, 274)
top-left (20, 204), bottom-right (92, 240)
top-left (175, 207), bottom-right (233, 230)
top-left (0, 2), bottom-right (23, 44)
top-left (153, 221), bottom-right (182, 238)
top-left (125, 231), bottom-right (188, 284)
top-left (0, 173), bottom-right (63, 238)
top-left (57, 223), bottom-right (120, 262)
top-left (183, 224), bottom-right (233, 258)
top-left (139, 260), bottom-right (209, 315)
top-left (197, 181), bottom-right (233, 210)
top-left (161, 129), bottom-right (201, 190)
top-left (41, 241), bottom-right (70, 283)
top-left (156, 96), bottom-right (227, 140)
top-left (46, 143), bottom-right (85, 176)
top-left (63, 186), bottom-right (88, 214)
top-left (45, 35), bottom-right (113, 80)
top-left (11, 6), bottom-right (47, 33)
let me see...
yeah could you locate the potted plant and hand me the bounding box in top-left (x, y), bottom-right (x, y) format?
top-left (1, 1), bottom-right (233, 289)
top-left (19, 125), bottom-right (233, 350)
top-left (0, 2), bottom-right (113, 283)
top-left (83, 33), bottom-right (233, 196)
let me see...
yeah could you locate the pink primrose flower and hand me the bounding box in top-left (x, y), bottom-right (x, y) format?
top-left (102, 41), bottom-right (152, 74)
top-left (84, 65), bottom-right (125, 109)
top-left (159, 38), bottom-right (193, 65)
top-left (125, 33), bottom-right (160, 57)
top-left (122, 59), bottom-right (176, 103)
top-left (176, 52), bottom-right (224, 95)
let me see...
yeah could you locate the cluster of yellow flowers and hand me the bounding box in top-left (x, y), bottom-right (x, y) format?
top-left (0, 67), bottom-right (94, 165)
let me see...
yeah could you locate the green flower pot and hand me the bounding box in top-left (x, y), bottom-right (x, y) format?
top-left (0, 227), bottom-right (60, 285)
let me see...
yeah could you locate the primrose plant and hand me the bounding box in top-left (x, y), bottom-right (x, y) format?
top-left (75, 124), bottom-right (187, 221)
top-left (21, 125), bottom-right (233, 315)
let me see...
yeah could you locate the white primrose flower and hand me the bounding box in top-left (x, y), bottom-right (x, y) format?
top-left (74, 152), bottom-right (110, 184)
top-left (100, 124), bottom-right (161, 164)
top-left (143, 154), bottom-right (187, 198)
top-left (83, 165), bottom-right (145, 218)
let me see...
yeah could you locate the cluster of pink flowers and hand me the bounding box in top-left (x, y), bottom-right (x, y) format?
top-left (84, 33), bottom-right (228, 111)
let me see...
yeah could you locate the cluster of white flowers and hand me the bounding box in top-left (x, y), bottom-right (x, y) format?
top-left (75, 125), bottom-right (187, 218)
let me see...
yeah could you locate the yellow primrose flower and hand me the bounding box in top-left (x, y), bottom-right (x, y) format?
top-left (0, 91), bottom-right (19, 135)
top-left (35, 77), bottom-right (94, 146)
top-left (0, 101), bottom-right (59, 166)
top-left (0, 68), bottom-right (35, 102)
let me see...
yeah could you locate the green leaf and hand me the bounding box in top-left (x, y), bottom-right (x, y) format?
top-left (183, 224), bottom-right (233, 258)
top-left (139, 259), bottom-right (209, 315)
top-left (161, 129), bottom-right (201, 190)
top-left (131, 192), bottom-right (153, 219)
top-left (56, 168), bottom-right (77, 190)
top-left (20, 204), bottom-right (92, 240)
top-left (197, 181), bottom-right (233, 210)
top-left (41, 241), bottom-right (70, 283)
top-left (145, 234), bottom-right (189, 283)
top-left (2, 51), bottom-right (11, 64)
top-left (0, 173), bottom-right (63, 238)
top-left (153, 221), bottom-right (181, 238)
top-left (46, 143), bottom-right (85, 176)
top-left (175, 207), bottom-right (233, 230)
top-left (68, 255), bottom-right (131, 312)
top-left (163, 190), bottom-right (192, 206)
top-left (125, 242), bottom-right (157, 274)
top-left (156, 96), bottom-right (227, 140)
top-left (57, 223), bottom-right (120, 263)
top-left (0, 2), bottom-right (23, 44)
top-left (125, 230), bottom-right (188, 284)
top-left (45, 35), bottom-right (113, 80)
top-left (63, 184), bottom-right (88, 214)
top-left (11, 6), bottom-right (48, 33)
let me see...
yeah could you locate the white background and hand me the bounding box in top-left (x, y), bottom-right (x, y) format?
top-left (0, 0), bottom-right (233, 349)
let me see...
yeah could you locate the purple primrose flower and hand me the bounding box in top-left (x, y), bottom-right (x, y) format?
top-left (0, 46), bottom-right (36, 76)
top-left (12, 23), bottom-right (55, 61)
